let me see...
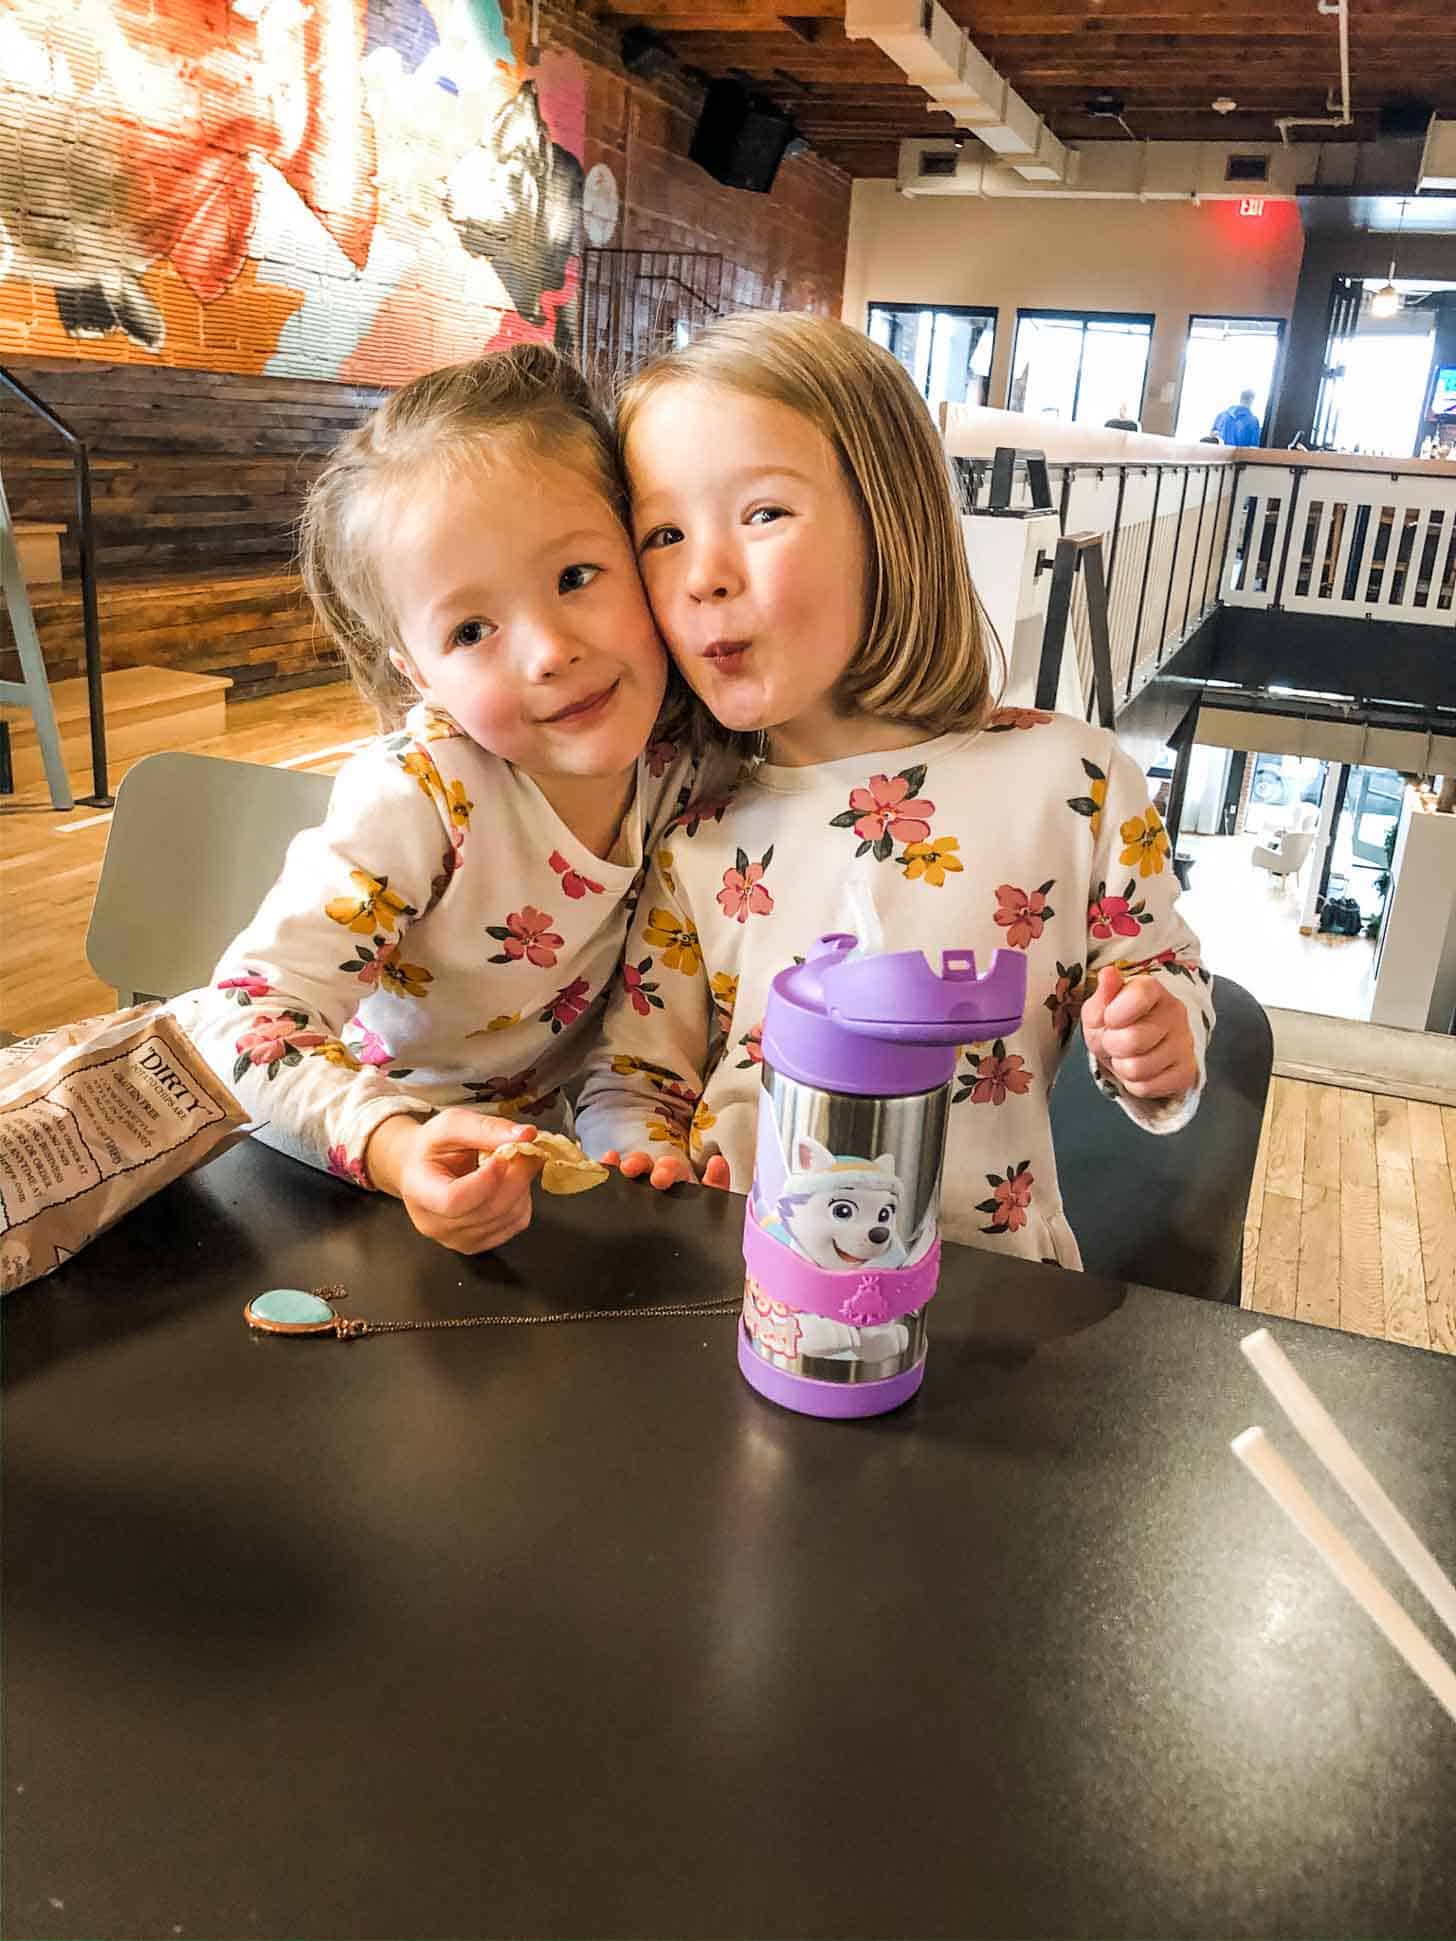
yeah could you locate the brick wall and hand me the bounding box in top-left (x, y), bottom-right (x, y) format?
top-left (0, 0), bottom-right (851, 385)
top-left (0, 2), bottom-right (850, 695)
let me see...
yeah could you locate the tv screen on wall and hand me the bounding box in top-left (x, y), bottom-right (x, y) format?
top-left (1431, 366), bottom-right (1456, 417)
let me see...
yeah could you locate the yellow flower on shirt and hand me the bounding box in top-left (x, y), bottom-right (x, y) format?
top-left (310, 1039), bottom-right (362, 1070)
top-left (376, 953), bottom-right (434, 1000)
top-left (399, 748), bottom-right (444, 803)
top-left (444, 779), bottom-right (473, 830)
top-left (324, 870), bottom-right (414, 935)
top-left (644, 907), bottom-right (703, 976)
top-left (1119, 807), bottom-right (1170, 879)
top-left (901, 836), bottom-right (964, 887)
top-left (646, 1110), bottom-right (689, 1152)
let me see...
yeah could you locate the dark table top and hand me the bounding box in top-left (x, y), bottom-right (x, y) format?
top-left (5, 1140), bottom-right (1455, 1941)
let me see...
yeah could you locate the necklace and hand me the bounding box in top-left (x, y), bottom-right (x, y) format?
top-left (245, 1282), bottom-right (743, 1341)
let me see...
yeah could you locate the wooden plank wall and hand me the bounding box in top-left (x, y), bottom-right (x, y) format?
top-left (0, 361), bottom-right (386, 696)
top-left (0, 359), bottom-right (386, 455)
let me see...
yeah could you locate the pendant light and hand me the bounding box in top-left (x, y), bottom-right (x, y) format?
top-left (1371, 199), bottom-right (1407, 318)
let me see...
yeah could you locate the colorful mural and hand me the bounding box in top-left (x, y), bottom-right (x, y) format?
top-left (0, 0), bottom-right (586, 382)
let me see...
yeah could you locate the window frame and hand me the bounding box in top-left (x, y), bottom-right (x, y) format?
top-left (1176, 312), bottom-right (1288, 447)
top-left (865, 301), bottom-right (1000, 409)
top-left (1009, 306), bottom-right (1156, 424)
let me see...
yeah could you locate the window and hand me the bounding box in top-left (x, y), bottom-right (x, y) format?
top-left (1008, 309), bottom-right (1154, 428)
top-left (1175, 315), bottom-right (1284, 443)
top-left (867, 304), bottom-right (997, 413)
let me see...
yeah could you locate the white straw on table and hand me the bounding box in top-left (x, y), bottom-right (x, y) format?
top-left (1241, 1327), bottom-right (1456, 1646)
top-left (1232, 1427), bottom-right (1456, 1726)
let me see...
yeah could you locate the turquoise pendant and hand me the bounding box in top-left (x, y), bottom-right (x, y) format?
top-left (245, 1287), bottom-right (338, 1336)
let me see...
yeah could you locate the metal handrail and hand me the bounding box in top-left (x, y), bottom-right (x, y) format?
top-left (0, 366), bottom-right (110, 803)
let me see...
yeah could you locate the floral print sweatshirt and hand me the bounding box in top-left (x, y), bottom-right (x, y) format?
top-left (575, 709), bottom-right (1215, 1267)
top-left (172, 703), bottom-right (706, 1187)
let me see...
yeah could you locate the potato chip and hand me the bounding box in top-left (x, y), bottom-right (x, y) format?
top-left (484, 1129), bottom-right (608, 1196)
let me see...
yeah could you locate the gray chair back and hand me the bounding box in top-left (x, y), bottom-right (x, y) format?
top-left (1050, 975), bottom-right (1273, 1303)
top-left (86, 752), bottom-right (335, 1004)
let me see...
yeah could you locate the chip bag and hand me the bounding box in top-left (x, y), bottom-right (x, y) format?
top-left (0, 1006), bottom-right (249, 1293)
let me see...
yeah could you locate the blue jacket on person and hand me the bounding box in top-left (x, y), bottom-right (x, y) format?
top-left (1212, 403), bottom-right (1262, 446)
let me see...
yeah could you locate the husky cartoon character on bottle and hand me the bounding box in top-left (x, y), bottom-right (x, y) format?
top-left (740, 933), bottom-right (1028, 1419)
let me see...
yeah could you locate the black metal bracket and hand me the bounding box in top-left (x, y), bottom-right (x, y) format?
top-left (1035, 531), bottom-right (1116, 728)
top-left (971, 446), bottom-right (1054, 517)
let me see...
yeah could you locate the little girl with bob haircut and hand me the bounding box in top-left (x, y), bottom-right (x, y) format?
top-left (577, 312), bottom-right (1213, 1265)
top-left (178, 344), bottom-right (714, 1255)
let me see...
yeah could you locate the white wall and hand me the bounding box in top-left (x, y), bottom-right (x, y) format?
top-left (843, 182), bottom-right (1306, 436)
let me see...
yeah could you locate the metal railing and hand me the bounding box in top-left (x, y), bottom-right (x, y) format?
top-left (1223, 460), bottom-right (1456, 626)
top-left (0, 365), bottom-right (110, 803)
top-left (956, 450), bottom-right (1234, 711)
top-left (578, 250), bottom-right (730, 384)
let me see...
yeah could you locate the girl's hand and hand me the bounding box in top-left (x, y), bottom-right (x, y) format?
top-left (365, 1110), bottom-right (544, 1252)
top-left (601, 1149), bottom-right (732, 1192)
top-left (1081, 967), bottom-right (1197, 1099)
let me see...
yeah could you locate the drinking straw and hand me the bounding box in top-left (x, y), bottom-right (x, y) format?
top-left (1232, 1428), bottom-right (1456, 1726)
top-left (1241, 1328), bottom-right (1456, 1644)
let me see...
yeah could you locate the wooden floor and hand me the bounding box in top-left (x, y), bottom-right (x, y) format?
top-left (1242, 1079), bottom-right (1456, 1355)
top-left (0, 684), bottom-right (374, 1039)
top-left (2, 683), bottom-right (1452, 1358)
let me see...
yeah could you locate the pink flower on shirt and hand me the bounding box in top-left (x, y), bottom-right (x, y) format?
top-left (217, 971), bottom-right (271, 1003)
top-left (622, 959), bottom-right (663, 1016)
top-left (549, 850), bottom-right (605, 900)
top-left (848, 772), bottom-right (933, 844)
top-left (645, 737), bottom-right (678, 778)
top-left (976, 1160), bottom-right (1035, 1235)
top-left (540, 976), bottom-right (591, 1034)
top-left (233, 1011), bottom-right (328, 1083)
top-left (828, 763), bottom-right (934, 862)
top-left (994, 881), bottom-right (1056, 950)
top-left (487, 906), bottom-right (564, 968)
top-left (717, 846), bottom-right (774, 923)
top-left (1088, 893), bottom-right (1141, 940)
top-left (353, 1027), bottom-right (394, 1067)
top-left (326, 1145), bottom-right (369, 1187)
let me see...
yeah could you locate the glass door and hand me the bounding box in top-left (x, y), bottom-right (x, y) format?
top-left (867, 304), bottom-right (997, 412)
top-left (1175, 315), bottom-right (1285, 443)
top-left (1008, 309), bottom-right (1154, 426)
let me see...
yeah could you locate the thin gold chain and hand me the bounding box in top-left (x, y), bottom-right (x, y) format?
top-left (312, 1284), bottom-right (741, 1340)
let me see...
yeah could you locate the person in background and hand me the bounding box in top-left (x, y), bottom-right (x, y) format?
top-left (1104, 404), bottom-right (1140, 432)
top-left (1212, 389), bottom-right (1262, 447)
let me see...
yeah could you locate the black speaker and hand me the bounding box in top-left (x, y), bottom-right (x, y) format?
top-left (1378, 97), bottom-right (1432, 138)
top-left (690, 79), bottom-right (796, 194)
top-left (621, 26), bottom-right (674, 80)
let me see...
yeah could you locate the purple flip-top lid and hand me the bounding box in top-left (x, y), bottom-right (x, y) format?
top-left (761, 933), bottom-right (1028, 1096)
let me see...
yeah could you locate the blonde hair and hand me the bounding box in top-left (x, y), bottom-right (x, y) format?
top-left (618, 311), bottom-right (998, 740)
top-left (299, 345), bottom-right (628, 729)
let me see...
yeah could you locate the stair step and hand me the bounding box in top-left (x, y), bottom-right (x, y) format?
top-left (1, 665), bottom-right (232, 790)
top-left (12, 521), bottom-right (66, 586)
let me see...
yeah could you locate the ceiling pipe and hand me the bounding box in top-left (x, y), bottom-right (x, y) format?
top-left (1275, 0), bottom-right (1352, 143)
top-left (845, 0), bottom-right (1070, 182)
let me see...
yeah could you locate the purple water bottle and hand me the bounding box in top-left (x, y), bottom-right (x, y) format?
top-left (740, 934), bottom-right (1028, 1419)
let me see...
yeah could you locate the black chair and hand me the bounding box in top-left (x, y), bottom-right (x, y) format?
top-left (1049, 975), bottom-right (1272, 1304)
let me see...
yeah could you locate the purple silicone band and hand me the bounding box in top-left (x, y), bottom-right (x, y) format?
top-left (742, 1203), bottom-right (940, 1324)
top-left (738, 1326), bottom-right (927, 1418)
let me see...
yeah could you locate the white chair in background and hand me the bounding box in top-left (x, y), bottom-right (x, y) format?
top-left (1251, 826), bottom-right (1316, 892)
top-left (86, 751), bottom-right (335, 1005)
